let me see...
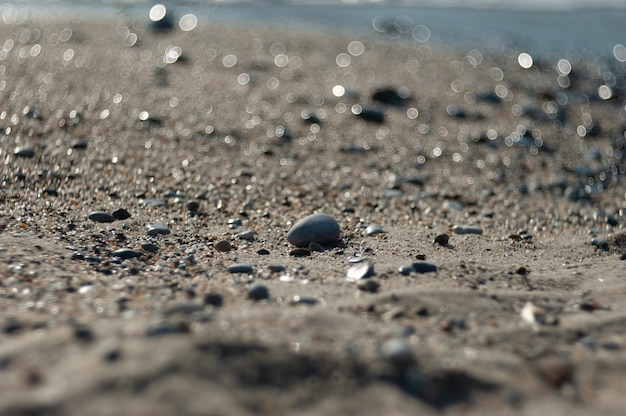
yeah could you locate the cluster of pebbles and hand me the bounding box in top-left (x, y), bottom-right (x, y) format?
top-left (1, 11), bottom-right (626, 415)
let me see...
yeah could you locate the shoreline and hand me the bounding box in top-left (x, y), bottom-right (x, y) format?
top-left (7, 2), bottom-right (626, 57)
top-left (1, 12), bottom-right (626, 415)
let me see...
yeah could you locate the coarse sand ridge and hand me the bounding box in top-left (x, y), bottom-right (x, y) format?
top-left (1, 13), bottom-right (626, 415)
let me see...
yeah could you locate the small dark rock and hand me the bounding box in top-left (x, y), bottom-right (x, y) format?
top-left (88, 211), bottom-right (115, 223)
top-left (257, 248), bottom-right (270, 255)
top-left (146, 324), bottom-right (189, 337)
top-left (247, 283), bottom-right (270, 301)
top-left (187, 200), bottom-right (200, 212)
top-left (372, 87), bottom-right (409, 106)
top-left (203, 293), bottom-right (223, 307)
top-left (74, 325), bottom-right (95, 342)
top-left (227, 264), bottom-right (255, 274)
top-left (357, 279), bottom-right (380, 292)
top-left (214, 240), bottom-right (232, 252)
top-left (146, 224), bottom-right (170, 236)
top-left (412, 262), bottom-right (437, 274)
top-left (434, 234), bottom-right (450, 246)
top-left (112, 249), bottom-right (142, 260)
top-left (357, 108), bottom-right (385, 123)
top-left (14, 146), bottom-right (36, 158)
top-left (112, 208), bottom-right (131, 220)
top-left (289, 248), bottom-right (311, 257)
top-left (141, 242), bottom-right (159, 253)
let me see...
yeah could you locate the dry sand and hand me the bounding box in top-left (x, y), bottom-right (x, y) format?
top-left (1, 11), bottom-right (626, 415)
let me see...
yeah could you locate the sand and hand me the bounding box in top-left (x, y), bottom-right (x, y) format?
top-left (1, 10), bottom-right (626, 415)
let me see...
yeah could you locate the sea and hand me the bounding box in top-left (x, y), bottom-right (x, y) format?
top-left (2, 0), bottom-right (626, 58)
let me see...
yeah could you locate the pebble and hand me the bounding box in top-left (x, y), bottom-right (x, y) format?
top-left (14, 146), bottom-right (36, 158)
top-left (112, 249), bottom-right (142, 260)
top-left (346, 262), bottom-right (375, 281)
top-left (70, 139), bottom-right (88, 149)
top-left (620, 253), bottom-right (626, 261)
top-left (186, 200), bottom-right (200, 212)
top-left (357, 108), bottom-right (385, 123)
top-left (398, 265), bottom-right (415, 275)
top-left (203, 293), bottom-right (223, 307)
top-left (452, 225), bottom-right (483, 235)
top-left (268, 264), bottom-right (286, 273)
top-left (238, 229), bottom-right (255, 240)
top-left (372, 87), bottom-right (409, 106)
top-left (591, 237), bottom-right (608, 248)
top-left (88, 211), bottom-right (115, 223)
top-left (257, 248), bottom-right (270, 255)
top-left (434, 234), bottom-right (450, 246)
top-left (290, 296), bottom-right (317, 305)
top-left (163, 302), bottom-right (205, 316)
top-left (146, 224), bottom-right (170, 236)
top-left (366, 224), bottom-right (384, 236)
top-left (411, 262), bottom-right (438, 274)
top-left (214, 240), bottom-right (232, 252)
top-left (227, 218), bottom-right (243, 229)
top-left (227, 264), bottom-right (255, 274)
top-left (247, 283), bottom-right (270, 301)
top-left (141, 242), bottom-right (159, 253)
top-left (112, 208), bottom-right (131, 220)
top-left (286, 213), bottom-right (341, 247)
top-left (289, 248), bottom-right (311, 257)
top-left (357, 279), bottom-right (380, 292)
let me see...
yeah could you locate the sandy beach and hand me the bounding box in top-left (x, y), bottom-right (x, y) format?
top-left (1, 10), bottom-right (626, 415)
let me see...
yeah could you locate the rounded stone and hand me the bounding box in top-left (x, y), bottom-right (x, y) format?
top-left (146, 224), bottom-right (170, 236)
top-left (247, 283), bottom-right (269, 301)
top-left (346, 263), bottom-right (375, 281)
top-left (112, 249), bottom-right (142, 260)
top-left (141, 242), bottom-right (159, 253)
top-left (286, 213), bottom-right (340, 247)
top-left (186, 200), bottom-right (200, 212)
top-left (452, 225), bottom-right (483, 235)
top-left (88, 211), bottom-right (115, 223)
top-left (214, 240), bottom-right (232, 252)
top-left (227, 264), bottom-right (255, 274)
top-left (238, 229), bottom-right (255, 240)
top-left (14, 146), bottom-right (36, 158)
top-left (412, 262), bottom-right (438, 274)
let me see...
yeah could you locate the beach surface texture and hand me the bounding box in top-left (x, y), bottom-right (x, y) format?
top-left (1, 11), bottom-right (626, 415)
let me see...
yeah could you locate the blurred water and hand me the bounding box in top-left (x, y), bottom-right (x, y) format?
top-left (3, 0), bottom-right (626, 57)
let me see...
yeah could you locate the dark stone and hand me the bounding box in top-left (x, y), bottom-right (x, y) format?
top-left (203, 293), bottom-right (223, 307)
top-left (88, 211), bottom-right (115, 223)
top-left (372, 87), bottom-right (409, 106)
top-left (146, 224), bottom-right (170, 236)
top-left (301, 110), bottom-right (322, 125)
top-left (357, 108), bottom-right (385, 123)
top-left (289, 248), bottom-right (311, 257)
top-left (286, 213), bottom-right (341, 247)
top-left (112, 208), bottom-right (131, 220)
top-left (186, 200), bottom-right (200, 212)
top-left (412, 262), bottom-right (438, 274)
top-left (247, 283), bottom-right (270, 301)
top-left (257, 248), bottom-right (270, 255)
top-left (141, 242), bottom-right (159, 253)
top-left (112, 249), bottom-right (142, 260)
top-left (227, 264), bottom-right (255, 274)
top-left (14, 146), bottom-right (36, 158)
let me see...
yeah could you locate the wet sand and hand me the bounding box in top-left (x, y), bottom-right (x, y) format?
top-left (1, 12), bottom-right (626, 415)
